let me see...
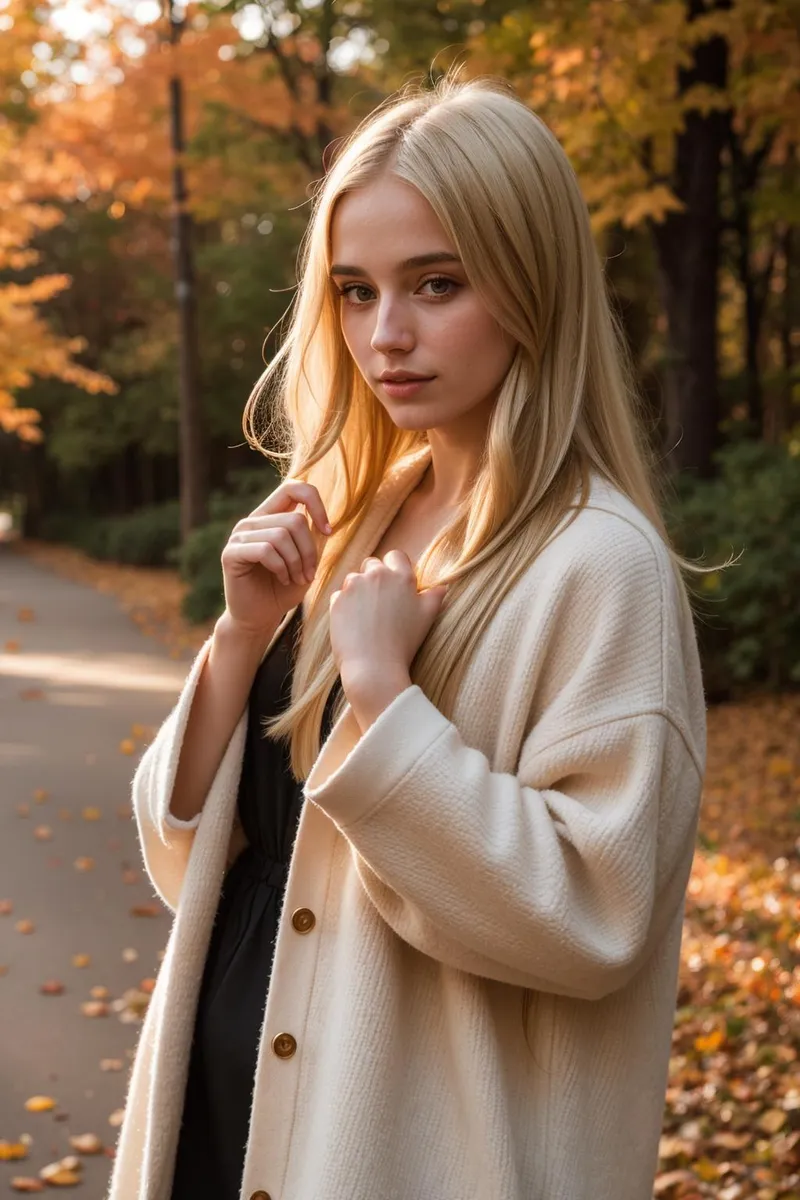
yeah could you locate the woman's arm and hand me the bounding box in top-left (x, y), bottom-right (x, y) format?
top-left (304, 691), bottom-right (702, 1000)
top-left (131, 611), bottom-right (281, 910)
top-left (303, 521), bottom-right (706, 1000)
top-left (167, 612), bottom-right (277, 825)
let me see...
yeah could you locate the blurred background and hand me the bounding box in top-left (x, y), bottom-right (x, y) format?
top-left (0, 0), bottom-right (797, 695)
top-left (1, 2), bottom-right (799, 1196)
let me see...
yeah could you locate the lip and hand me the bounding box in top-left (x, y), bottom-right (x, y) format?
top-left (380, 378), bottom-right (433, 397)
top-left (379, 372), bottom-right (435, 382)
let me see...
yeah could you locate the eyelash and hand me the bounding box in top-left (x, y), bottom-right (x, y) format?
top-left (334, 276), bottom-right (460, 306)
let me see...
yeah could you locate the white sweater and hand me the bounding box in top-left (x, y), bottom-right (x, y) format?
top-left (107, 445), bottom-right (706, 1200)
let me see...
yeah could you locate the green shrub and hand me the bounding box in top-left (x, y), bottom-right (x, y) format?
top-left (665, 438), bottom-right (800, 697)
top-left (178, 463), bottom-right (278, 623)
top-left (38, 502), bottom-right (181, 566)
top-left (178, 518), bottom-right (232, 624)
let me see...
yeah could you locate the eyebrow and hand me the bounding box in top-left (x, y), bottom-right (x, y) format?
top-left (329, 252), bottom-right (462, 277)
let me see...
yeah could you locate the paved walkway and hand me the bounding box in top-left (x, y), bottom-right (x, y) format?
top-left (0, 543), bottom-right (192, 1195)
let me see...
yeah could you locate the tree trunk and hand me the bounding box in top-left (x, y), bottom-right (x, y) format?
top-left (651, 0), bottom-right (730, 478)
top-left (168, 0), bottom-right (208, 541)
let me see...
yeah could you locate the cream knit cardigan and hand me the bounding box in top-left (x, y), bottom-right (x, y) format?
top-left (107, 445), bottom-right (707, 1200)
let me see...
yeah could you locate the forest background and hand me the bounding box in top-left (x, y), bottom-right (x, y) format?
top-left (0, 0), bottom-right (798, 698)
top-left (1, 2), bottom-right (800, 1196)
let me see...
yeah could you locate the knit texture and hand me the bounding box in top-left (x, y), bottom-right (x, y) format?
top-left (107, 445), bottom-right (706, 1200)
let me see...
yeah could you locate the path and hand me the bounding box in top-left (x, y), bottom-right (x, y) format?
top-left (0, 543), bottom-right (192, 1196)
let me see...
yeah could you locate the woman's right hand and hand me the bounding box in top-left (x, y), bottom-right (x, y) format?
top-left (220, 479), bottom-right (332, 639)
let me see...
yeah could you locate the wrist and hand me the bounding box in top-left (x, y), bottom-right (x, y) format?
top-left (340, 661), bottom-right (412, 734)
top-left (214, 610), bottom-right (278, 657)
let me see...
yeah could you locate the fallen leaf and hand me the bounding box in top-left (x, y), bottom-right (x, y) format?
top-left (121, 947), bottom-right (138, 962)
top-left (654, 1170), bottom-right (694, 1194)
top-left (15, 920), bottom-right (35, 934)
top-left (81, 807), bottom-right (101, 821)
top-left (68, 1133), bottom-right (103, 1154)
top-left (32, 825), bottom-right (52, 841)
top-left (0, 1141), bottom-right (28, 1162)
top-left (19, 689), bottom-right (45, 701)
top-left (73, 857), bottom-right (94, 872)
top-left (129, 904), bottom-right (160, 918)
top-left (0, 899), bottom-right (13, 915)
top-left (24, 1095), bottom-right (56, 1112)
top-left (9, 1177), bottom-right (45, 1192)
top-left (108, 1109), bottom-right (125, 1128)
top-left (71, 954), bottom-right (91, 968)
top-left (99, 1059), bottom-right (124, 1072)
top-left (16, 804), bottom-right (30, 817)
top-left (39, 1161), bottom-right (81, 1185)
top-left (758, 1107), bottom-right (787, 1134)
top-left (80, 1001), bottom-right (109, 1018)
top-left (32, 788), bottom-right (48, 803)
top-left (121, 868), bottom-right (139, 885)
top-left (17, 607), bottom-right (35, 622)
top-left (118, 739), bottom-right (135, 755)
top-left (5, 639), bottom-right (21, 652)
top-left (89, 985), bottom-right (110, 999)
top-left (39, 980), bottom-right (65, 996)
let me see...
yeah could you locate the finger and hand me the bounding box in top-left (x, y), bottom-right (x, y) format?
top-left (250, 479), bottom-right (331, 535)
top-left (233, 515), bottom-right (317, 581)
top-left (380, 548), bottom-right (415, 572)
top-left (222, 541), bottom-right (294, 587)
top-left (230, 526), bottom-right (309, 585)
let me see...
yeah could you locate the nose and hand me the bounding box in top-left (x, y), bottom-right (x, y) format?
top-left (369, 296), bottom-right (415, 355)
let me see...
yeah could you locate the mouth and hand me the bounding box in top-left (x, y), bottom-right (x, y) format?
top-left (379, 377), bottom-right (435, 396)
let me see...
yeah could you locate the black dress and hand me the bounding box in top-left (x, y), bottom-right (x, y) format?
top-left (170, 606), bottom-right (342, 1199)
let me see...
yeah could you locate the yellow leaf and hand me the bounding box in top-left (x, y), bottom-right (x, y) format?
top-left (694, 1157), bottom-right (719, 1181)
top-left (694, 1028), bottom-right (725, 1054)
top-left (758, 1108), bottom-right (787, 1134)
top-left (24, 1095), bottom-right (56, 1112)
top-left (0, 1141), bottom-right (28, 1161)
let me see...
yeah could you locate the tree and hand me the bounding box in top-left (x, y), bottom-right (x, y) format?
top-left (470, 0), bottom-right (800, 476)
top-left (0, 0), bottom-right (115, 446)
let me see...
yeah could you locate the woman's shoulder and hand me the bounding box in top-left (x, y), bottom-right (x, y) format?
top-left (546, 472), bottom-right (671, 571)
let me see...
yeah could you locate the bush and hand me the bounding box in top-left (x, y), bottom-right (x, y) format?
top-left (665, 438), bottom-right (800, 697)
top-left (178, 463), bottom-right (278, 623)
top-left (38, 502), bottom-right (181, 566)
top-left (178, 518), bottom-right (232, 624)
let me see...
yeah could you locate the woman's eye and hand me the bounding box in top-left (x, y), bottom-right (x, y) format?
top-left (336, 276), bottom-right (458, 305)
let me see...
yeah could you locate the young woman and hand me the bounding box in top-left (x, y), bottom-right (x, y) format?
top-left (109, 69), bottom-right (708, 1200)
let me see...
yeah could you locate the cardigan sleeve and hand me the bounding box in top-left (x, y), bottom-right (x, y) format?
top-left (132, 635), bottom-right (248, 913)
top-left (303, 522), bottom-right (706, 1001)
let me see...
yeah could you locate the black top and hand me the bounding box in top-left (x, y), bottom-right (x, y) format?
top-left (170, 607), bottom-right (342, 1199)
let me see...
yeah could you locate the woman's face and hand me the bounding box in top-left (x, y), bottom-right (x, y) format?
top-left (329, 172), bottom-right (516, 434)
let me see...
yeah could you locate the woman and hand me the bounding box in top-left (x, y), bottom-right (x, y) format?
top-left (109, 68), bottom-right (708, 1200)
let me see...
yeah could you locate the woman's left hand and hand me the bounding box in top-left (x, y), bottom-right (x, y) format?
top-left (329, 550), bottom-right (448, 694)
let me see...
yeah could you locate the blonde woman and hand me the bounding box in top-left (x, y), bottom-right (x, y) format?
top-left (109, 68), bottom-right (707, 1200)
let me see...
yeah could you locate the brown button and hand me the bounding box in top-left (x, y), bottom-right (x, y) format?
top-left (272, 1032), bottom-right (297, 1059)
top-left (291, 907), bottom-right (316, 933)
top-left (249, 1193), bottom-right (271, 1200)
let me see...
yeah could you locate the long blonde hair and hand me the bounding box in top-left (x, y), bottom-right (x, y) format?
top-left (246, 64), bottom-right (707, 764)
top-left (243, 66), bottom-right (714, 1035)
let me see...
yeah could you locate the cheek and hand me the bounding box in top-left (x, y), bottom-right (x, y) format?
top-left (438, 306), bottom-right (512, 376)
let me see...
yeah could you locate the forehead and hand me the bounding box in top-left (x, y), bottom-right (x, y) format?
top-left (330, 174), bottom-right (453, 262)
